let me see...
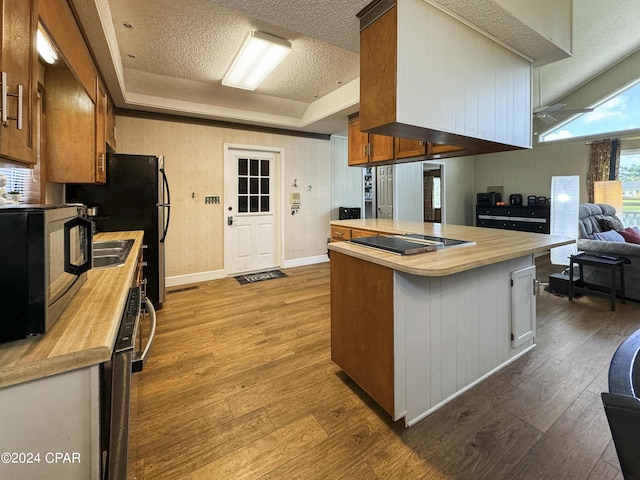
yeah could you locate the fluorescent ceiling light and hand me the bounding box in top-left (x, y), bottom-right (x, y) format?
top-left (223, 31), bottom-right (291, 91)
top-left (37, 28), bottom-right (58, 65)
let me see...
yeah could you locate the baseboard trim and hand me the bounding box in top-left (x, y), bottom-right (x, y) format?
top-left (166, 269), bottom-right (226, 287)
top-left (282, 254), bottom-right (329, 269)
top-left (166, 255), bottom-right (329, 288)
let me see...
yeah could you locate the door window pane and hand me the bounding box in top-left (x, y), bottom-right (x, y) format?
top-left (250, 178), bottom-right (259, 194)
top-left (250, 196), bottom-right (259, 212)
top-left (250, 159), bottom-right (259, 176)
top-left (238, 196), bottom-right (248, 213)
top-left (238, 177), bottom-right (248, 195)
top-left (238, 158), bottom-right (248, 176)
top-left (237, 156), bottom-right (271, 213)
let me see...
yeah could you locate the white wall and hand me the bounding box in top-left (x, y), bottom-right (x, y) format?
top-left (397, 0), bottom-right (531, 148)
top-left (330, 135), bottom-right (363, 219)
top-left (394, 162), bottom-right (423, 222)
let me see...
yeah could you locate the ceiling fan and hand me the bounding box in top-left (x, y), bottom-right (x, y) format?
top-left (533, 103), bottom-right (595, 124)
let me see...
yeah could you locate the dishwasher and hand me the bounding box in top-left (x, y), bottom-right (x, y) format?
top-left (101, 258), bottom-right (156, 479)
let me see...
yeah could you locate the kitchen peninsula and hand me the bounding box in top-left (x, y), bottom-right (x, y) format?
top-left (328, 219), bottom-right (573, 426)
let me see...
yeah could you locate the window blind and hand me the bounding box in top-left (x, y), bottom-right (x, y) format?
top-left (0, 166), bottom-right (40, 204)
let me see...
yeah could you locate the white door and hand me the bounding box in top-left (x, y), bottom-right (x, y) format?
top-left (224, 149), bottom-right (279, 274)
top-left (377, 165), bottom-right (393, 218)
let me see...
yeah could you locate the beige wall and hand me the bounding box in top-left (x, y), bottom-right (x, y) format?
top-left (115, 115), bottom-right (331, 282)
top-left (473, 140), bottom-right (591, 205)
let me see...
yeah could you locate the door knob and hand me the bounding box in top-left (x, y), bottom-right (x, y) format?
top-left (227, 216), bottom-right (233, 225)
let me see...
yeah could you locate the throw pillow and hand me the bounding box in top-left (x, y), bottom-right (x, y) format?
top-left (593, 230), bottom-right (626, 242)
top-left (598, 217), bottom-right (624, 232)
top-left (618, 227), bottom-right (640, 244)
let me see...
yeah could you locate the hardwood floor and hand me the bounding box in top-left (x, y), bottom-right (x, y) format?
top-left (128, 257), bottom-right (638, 479)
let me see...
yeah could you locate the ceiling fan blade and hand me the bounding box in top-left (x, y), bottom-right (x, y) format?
top-left (552, 108), bottom-right (595, 115)
top-left (544, 103), bottom-right (567, 113)
top-left (533, 105), bottom-right (550, 114)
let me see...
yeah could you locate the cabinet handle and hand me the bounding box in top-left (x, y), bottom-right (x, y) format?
top-left (363, 145), bottom-right (367, 157)
top-left (0, 72), bottom-right (24, 130)
top-left (1, 72), bottom-right (7, 125)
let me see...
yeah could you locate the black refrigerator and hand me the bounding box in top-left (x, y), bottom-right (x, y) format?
top-left (66, 153), bottom-right (170, 309)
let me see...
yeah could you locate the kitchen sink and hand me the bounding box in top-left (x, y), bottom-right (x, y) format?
top-left (92, 239), bottom-right (134, 269)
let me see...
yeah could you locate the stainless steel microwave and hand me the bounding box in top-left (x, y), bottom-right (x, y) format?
top-left (0, 205), bottom-right (92, 342)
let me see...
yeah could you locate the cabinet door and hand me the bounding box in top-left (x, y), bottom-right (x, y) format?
top-left (331, 226), bottom-right (351, 241)
top-left (429, 143), bottom-right (464, 156)
top-left (46, 68), bottom-right (95, 183)
top-left (95, 79), bottom-right (107, 183)
top-left (106, 97), bottom-right (116, 151)
top-left (370, 134), bottom-right (393, 162)
top-left (511, 266), bottom-right (536, 348)
top-left (394, 138), bottom-right (426, 159)
top-left (0, 0), bottom-right (36, 164)
top-left (348, 118), bottom-right (369, 166)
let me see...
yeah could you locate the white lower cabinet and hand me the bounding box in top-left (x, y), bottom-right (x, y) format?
top-left (0, 366), bottom-right (101, 480)
top-left (511, 265), bottom-right (536, 348)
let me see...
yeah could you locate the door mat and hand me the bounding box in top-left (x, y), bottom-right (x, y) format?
top-left (235, 270), bottom-right (287, 285)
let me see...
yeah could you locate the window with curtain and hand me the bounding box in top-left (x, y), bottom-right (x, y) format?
top-left (587, 138), bottom-right (619, 202)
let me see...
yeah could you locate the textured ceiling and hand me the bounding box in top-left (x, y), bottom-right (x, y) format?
top-left (537, 0), bottom-right (640, 108)
top-left (69, 0), bottom-right (640, 135)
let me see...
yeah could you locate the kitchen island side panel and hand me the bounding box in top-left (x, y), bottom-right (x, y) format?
top-left (330, 251), bottom-right (395, 416)
top-left (395, 255), bottom-right (535, 426)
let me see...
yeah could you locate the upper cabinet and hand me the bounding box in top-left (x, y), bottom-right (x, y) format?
top-left (106, 96), bottom-right (116, 151)
top-left (40, 0), bottom-right (113, 183)
top-left (348, 117), bottom-right (394, 166)
top-left (357, 0), bottom-right (532, 156)
top-left (348, 114), bottom-right (476, 167)
top-left (0, 0), bottom-right (37, 165)
top-left (95, 78), bottom-right (107, 183)
top-left (394, 138), bottom-right (426, 160)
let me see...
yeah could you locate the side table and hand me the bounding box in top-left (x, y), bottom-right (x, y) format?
top-left (569, 253), bottom-right (629, 311)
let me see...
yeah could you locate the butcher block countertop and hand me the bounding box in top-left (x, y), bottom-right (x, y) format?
top-left (0, 231), bottom-right (144, 389)
top-left (329, 219), bottom-right (573, 276)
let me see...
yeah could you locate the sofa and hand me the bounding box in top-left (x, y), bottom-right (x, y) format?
top-left (577, 203), bottom-right (640, 301)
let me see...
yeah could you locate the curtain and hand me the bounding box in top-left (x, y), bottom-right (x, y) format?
top-left (587, 138), bottom-right (619, 202)
top-left (424, 173), bottom-right (435, 221)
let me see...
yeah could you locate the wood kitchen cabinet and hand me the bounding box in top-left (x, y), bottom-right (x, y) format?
top-left (0, 0), bottom-right (37, 165)
top-left (394, 138), bottom-right (426, 159)
top-left (348, 116), bottom-right (393, 166)
top-left (349, 115), bottom-right (473, 167)
top-left (106, 96), bottom-right (116, 151)
top-left (95, 78), bottom-right (107, 183)
top-left (331, 225), bottom-right (352, 242)
top-left (40, 0), bottom-right (110, 183)
top-left (45, 68), bottom-right (102, 183)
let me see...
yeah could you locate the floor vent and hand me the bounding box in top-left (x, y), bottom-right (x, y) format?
top-left (167, 286), bottom-right (199, 294)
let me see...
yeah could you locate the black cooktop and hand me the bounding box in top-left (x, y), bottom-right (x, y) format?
top-left (402, 233), bottom-right (474, 247)
top-left (348, 234), bottom-right (474, 255)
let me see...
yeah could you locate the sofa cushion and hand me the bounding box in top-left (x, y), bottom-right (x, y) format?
top-left (578, 203), bottom-right (623, 239)
top-left (599, 217), bottom-right (624, 232)
top-left (594, 230), bottom-right (625, 242)
top-left (619, 227), bottom-right (640, 244)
